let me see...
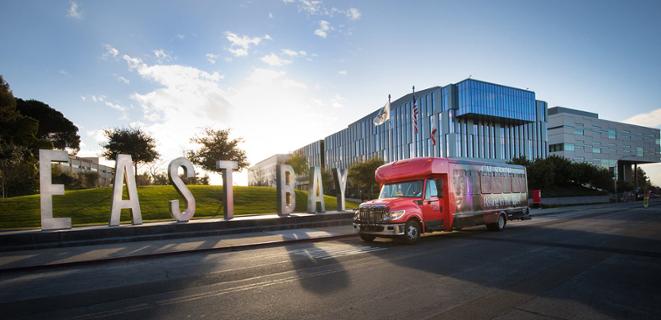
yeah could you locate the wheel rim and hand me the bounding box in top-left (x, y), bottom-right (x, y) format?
top-left (498, 215), bottom-right (505, 229)
top-left (407, 225), bottom-right (418, 239)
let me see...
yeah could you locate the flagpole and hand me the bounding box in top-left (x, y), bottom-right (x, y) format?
top-left (387, 94), bottom-right (391, 162)
top-left (412, 85), bottom-right (416, 158)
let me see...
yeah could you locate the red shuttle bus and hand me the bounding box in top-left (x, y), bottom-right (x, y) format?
top-left (353, 157), bottom-right (530, 244)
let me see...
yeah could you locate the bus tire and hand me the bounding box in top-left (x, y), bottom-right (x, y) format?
top-left (402, 220), bottom-right (421, 244)
top-left (487, 213), bottom-right (506, 231)
top-left (359, 233), bottom-right (376, 242)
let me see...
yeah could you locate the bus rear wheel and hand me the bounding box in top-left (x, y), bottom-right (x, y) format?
top-left (359, 233), bottom-right (376, 242)
top-left (487, 213), bottom-right (506, 231)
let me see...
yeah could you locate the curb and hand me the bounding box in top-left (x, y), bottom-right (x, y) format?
top-left (0, 230), bottom-right (358, 273)
top-left (0, 212), bottom-right (354, 252)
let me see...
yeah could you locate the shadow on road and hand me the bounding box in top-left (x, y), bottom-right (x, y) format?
top-left (282, 230), bottom-right (350, 295)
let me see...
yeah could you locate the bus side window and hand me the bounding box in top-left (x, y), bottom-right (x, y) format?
top-left (435, 178), bottom-right (444, 198)
top-left (425, 179), bottom-right (438, 199)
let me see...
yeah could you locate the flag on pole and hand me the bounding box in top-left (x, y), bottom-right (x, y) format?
top-left (373, 94), bottom-right (391, 126)
top-left (412, 87), bottom-right (418, 133)
top-left (430, 123), bottom-right (437, 146)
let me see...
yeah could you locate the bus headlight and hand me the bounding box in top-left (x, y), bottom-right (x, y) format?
top-left (385, 210), bottom-right (406, 221)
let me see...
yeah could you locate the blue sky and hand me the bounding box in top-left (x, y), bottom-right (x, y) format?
top-left (1, 0), bottom-right (660, 185)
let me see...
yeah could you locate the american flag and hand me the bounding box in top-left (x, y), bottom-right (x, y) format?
top-left (431, 127), bottom-right (437, 146)
top-left (412, 87), bottom-right (418, 134)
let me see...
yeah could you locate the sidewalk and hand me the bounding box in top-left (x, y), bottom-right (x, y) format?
top-left (0, 225), bottom-right (357, 272)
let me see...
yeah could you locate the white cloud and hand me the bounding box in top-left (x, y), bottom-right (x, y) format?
top-left (176, 34), bottom-right (186, 40)
top-left (624, 108), bottom-right (661, 128)
top-left (120, 54), bottom-right (230, 164)
top-left (330, 94), bottom-right (345, 108)
top-left (284, 1), bottom-right (361, 21)
top-left (85, 95), bottom-right (129, 119)
top-left (314, 20), bottom-right (331, 38)
top-left (206, 53), bottom-right (219, 64)
top-left (347, 8), bottom-right (363, 20)
top-left (87, 129), bottom-right (107, 145)
top-left (103, 44), bottom-right (119, 58)
top-left (153, 49), bottom-right (172, 63)
top-left (260, 53), bottom-right (292, 67)
top-left (298, 0), bottom-right (323, 15)
top-left (225, 32), bottom-right (271, 57)
top-left (347, 8), bottom-right (361, 20)
top-left (114, 74), bottom-right (130, 84)
top-left (105, 51), bottom-right (343, 184)
top-left (281, 49), bottom-right (307, 57)
top-left (337, 70), bottom-right (347, 76)
top-left (67, 0), bottom-right (81, 19)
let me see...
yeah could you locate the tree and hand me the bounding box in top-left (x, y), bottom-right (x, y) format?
top-left (102, 128), bottom-right (160, 176)
top-left (286, 152), bottom-right (309, 176)
top-left (186, 128), bottom-right (249, 173)
top-left (348, 158), bottom-right (385, 200)
top-left (15, 98), bottom-right (81, 152)
top-left (249, 167), bottom-right (271, 186)
top-left (0, 75), bottom-right (40, 197)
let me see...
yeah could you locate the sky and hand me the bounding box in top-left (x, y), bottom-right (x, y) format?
top-left (1, 0), bottom-right (660, 185)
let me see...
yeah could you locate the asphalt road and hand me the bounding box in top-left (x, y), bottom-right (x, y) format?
top-left (1, 202), bottom-right (660, 320)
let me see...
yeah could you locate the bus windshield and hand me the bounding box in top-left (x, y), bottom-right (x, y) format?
top-left (379, 180), bottom-right (423, 199)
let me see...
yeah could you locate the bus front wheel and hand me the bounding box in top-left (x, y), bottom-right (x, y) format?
top-left (402, 220), bottom-right (421, 244)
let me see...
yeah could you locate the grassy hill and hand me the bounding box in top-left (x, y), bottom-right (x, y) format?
top-left (0, 185), bottom-right (359, 230)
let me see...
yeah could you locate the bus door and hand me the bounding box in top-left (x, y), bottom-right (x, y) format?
top-left (421, 176), bottom-right (446, 231)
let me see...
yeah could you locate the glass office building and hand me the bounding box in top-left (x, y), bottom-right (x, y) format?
top-left (294, 78), bottom-right (549, 170)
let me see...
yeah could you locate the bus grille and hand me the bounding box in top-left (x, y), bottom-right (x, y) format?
top-left (357, 206), bottom-right (388, 224)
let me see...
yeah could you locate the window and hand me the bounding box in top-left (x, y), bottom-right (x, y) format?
top-left (592, 147), bottom-right (601, 153)
top-left (550, 143), bottom-right (563, 152)
top-left (575, 128), bottom-right (584, 135)
top-left (503, 174), bottom-right (512, 193)
top-left (380, 180), bottom-right (423, 198)
top-left (425, 179), bottom-right (438, 199)
top-left (480, 172), bottom-right (493, 194)
top-left (608, 129), bottom-right (617, 139)
top-left (565, 143), bottom-right (575, 151)
top-left (637, 147), bottom-right (644, 157)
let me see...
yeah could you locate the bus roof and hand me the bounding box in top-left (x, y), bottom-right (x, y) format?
top-left (374, 157), bottom-right (526, 184)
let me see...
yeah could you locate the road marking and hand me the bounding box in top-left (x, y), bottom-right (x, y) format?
top-left (289, 245), bottom-right (387, 260)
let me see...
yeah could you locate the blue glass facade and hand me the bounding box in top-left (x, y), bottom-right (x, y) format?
top-left (289, 78), bottom-right (548, 172)
top-left (456, 79), bottom-right (536, 122)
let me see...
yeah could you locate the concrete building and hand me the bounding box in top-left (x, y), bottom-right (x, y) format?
top-left (55, 156), bottom-right (114, 187)
top-left (247, 154), bottom-right (291, 186)
top-left (296, 78), bottom-right (549, 171)
top-left (548, 107), bottom-right (660, 181)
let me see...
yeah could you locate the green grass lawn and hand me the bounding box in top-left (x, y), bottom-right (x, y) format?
top-left (0, 185), bottom-right (358, 230)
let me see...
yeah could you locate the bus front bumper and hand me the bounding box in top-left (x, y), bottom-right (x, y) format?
top-left (353, 223), bottom-right (406, 236)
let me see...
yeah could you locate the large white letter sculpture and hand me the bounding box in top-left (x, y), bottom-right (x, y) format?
top-left (109, 154), bottom-right (142, 226)
top-left (276, 164), bottom-right (296, 216)
top-left (307, 166), bottom-right (325, 213)
top-left (168, 157), bottom-right (196, 222)
top-left (217, 160), bottom-right (238, 220)
top-left (39, 149), bottom-right (72, 230)
top-left (332, 168), bottom-right (348, 211)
